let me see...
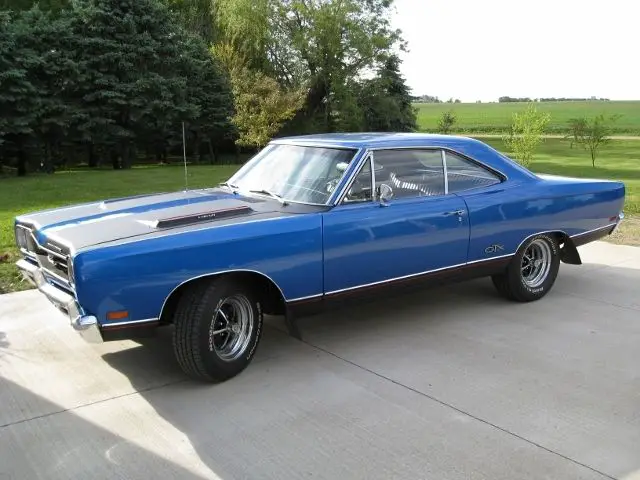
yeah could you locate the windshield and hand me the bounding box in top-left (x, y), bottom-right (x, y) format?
top-left (227, 144), bottom-right (358, 205)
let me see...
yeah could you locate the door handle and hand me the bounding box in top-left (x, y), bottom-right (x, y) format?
top-left (444, 209), bottom-right (465, 216)
top-left (444, 209), bottom-right (465, 222)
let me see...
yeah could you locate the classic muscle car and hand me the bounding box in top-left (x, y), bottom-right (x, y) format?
top-left (15, 133), bottom-right (625, 381)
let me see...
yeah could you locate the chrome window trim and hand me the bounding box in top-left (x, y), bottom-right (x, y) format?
top-left (441, 149), bottom-right (449, 194)
top-left (370, 153), bottom-right (377, 201)
top-left (443, 150), bottom-right (504, 193)
top-left (330, 149), bottom-right (371, 206)
top-left (333, 145), bottom-right (507, 206)
top-left (367, 145), bottom-right (508, 182)
top-left (227, 142), bottom-right (365, 207)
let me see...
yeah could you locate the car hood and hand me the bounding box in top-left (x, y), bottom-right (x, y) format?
top-left (16, 188), bottom-right (291, 252)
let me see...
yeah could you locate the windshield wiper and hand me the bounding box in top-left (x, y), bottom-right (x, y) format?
top-left (249, 189), bottom-right (288, 205)
top-left (219, 181), bottom-right (240, 193)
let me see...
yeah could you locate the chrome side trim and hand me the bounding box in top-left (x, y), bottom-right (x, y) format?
top-left (324, 254), bottom-right (512, 297)
top-left (570, 223), bottom-right (617, 239)
top-left (103, 318), bottom-right (159, 328)
top-left (512, 229), bottom-right (570, 255)
top-left (288, 293), bottom-right (323, 303)
top-left (466, 253), bottom-right (514, 264)
top-left (158, 269), bottom-right (289, 320)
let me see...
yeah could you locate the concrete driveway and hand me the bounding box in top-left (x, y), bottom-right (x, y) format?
top-left (1, 241), bottom-right (639, 480)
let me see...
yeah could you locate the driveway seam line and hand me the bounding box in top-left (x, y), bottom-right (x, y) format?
top-left (293, 333), bottom-right (616, 480)
top-left (0, 378), bottom-right (187, 430)
top-left (556, 290), bottom-right (640, 312)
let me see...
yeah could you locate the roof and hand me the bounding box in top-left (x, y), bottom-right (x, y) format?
top-left (271, 132), bottom-right (484, 150)
top-left (271, 132), bottom-right (537, 182)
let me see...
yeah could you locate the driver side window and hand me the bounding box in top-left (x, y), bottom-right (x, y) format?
top-left (342, 156), bottom-right (372, 203)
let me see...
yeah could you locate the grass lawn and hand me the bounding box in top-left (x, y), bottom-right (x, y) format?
top-left (415, 100), bottom-right (640, 135)
top-left (1, 138), bottom-right (639, 294)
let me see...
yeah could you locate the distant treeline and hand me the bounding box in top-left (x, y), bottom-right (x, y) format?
top-left (412, 95), bottom-right (613, 104)
top-left (498, 96), bottom-right (611, 103)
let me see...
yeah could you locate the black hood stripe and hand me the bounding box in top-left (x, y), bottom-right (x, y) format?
top-left (155, 205), bottom-right (254, 229)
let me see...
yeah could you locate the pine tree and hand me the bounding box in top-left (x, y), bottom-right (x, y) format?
top-left (358, 55), bottom-right (417, 132)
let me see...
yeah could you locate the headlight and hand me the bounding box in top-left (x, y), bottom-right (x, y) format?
top-left (15, 226), bottom-right (28, 250)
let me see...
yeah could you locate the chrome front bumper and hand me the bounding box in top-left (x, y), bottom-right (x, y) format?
top-left (16, 259), bottom-right (103, 343)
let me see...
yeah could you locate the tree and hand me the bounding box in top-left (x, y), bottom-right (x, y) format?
top-left (65, 0), bottom-right (234, 169)
top-left (437, 110), bottom-right (456, 134)
top-left (179, 34), bottom-right (235, 163)
top-left (215, 0), bottom-right (405, 132)
top-left (167, 0), bottom-right (218, 44)
top-left (565, 117), bottom-right (587, 149)
top-left (213, 41), bottom-right (304, 149)
top-left (0, 9), bottom-right (42, 176)
top-left (0, 0), bottom-right (68, 12)
top-left (568, 114), bottom-right (620, 167)
top-left (357, 55), bottom-right (417, 132)
top-left (503, 103), bottom-right (550, 168)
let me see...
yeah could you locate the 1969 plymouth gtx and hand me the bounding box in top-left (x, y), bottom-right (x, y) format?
top-left (15, 133), bottom-right (625, 381)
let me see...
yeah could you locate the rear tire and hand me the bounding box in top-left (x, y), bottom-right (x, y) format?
top-left (172, 277), bottom-right (263, 382)
top-left (491, 233), bottom-right (560, 302)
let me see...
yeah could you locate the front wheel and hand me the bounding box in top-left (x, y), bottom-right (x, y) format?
top-left (172, 277), bottom-right (263, 382)
top-left (492, 233), bottom-right (560, 302)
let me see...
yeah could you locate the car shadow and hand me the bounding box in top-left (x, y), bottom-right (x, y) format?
top-left (97, 278), bottom-right (505, 478)
top-left (98, 264), bottom-right (640, 478)
top-left (0, 375), bottom-right (214, 479)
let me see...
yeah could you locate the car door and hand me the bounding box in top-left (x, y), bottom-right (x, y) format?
top-left (322, 148), bottom-right (470, 295)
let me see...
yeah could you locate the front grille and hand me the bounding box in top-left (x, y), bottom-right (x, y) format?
top-left (16, 223), bottom-right (71, 284)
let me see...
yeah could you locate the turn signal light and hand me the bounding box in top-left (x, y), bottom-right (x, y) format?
top-left (107, 311), bottom-right (129, 320)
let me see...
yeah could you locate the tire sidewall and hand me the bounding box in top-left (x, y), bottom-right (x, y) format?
top-left (511, 233), bottom-right (560, 300)
top-left (198, 280), bottom-right (263, 379)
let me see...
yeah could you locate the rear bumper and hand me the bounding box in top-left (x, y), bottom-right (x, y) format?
top-left (611, 211), bottom-right (624, 234)
top-left (16, 259), bottom-right (103, 344)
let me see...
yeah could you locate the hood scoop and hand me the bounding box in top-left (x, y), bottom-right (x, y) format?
top-left (155, 205), bottom-right (254, 229)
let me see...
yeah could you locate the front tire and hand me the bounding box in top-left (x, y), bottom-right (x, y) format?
top-left (172, 277), bottom-right (263, 382)
top-left (491, 233), bottom-right (560, 302)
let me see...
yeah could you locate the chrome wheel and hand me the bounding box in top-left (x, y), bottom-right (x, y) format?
top-left (210, 294), bottom-right (254, 361)
top-left (521, 239), bottom-right (552, 288)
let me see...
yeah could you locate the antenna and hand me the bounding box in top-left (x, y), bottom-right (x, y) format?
top-left (182, 121), bottom-right (188, 193)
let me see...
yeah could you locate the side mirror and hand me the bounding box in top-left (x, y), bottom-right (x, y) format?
top-left (377, 183), bottom-right (393, 206)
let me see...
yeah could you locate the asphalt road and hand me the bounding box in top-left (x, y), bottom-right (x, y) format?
top-left (1, 241), bottom-right (639, 480)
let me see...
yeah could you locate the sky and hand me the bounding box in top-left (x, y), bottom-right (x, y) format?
top-left (390, 0), bottom-right (639, 102)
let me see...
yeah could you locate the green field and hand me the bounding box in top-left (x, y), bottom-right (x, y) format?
top-left (416, 100), bottom-right (640, 135)
top-left (1, 138), bottom-right (639, 294)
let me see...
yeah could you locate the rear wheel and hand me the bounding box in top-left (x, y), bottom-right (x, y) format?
top-left (492, 233), bottom-right (560, 302)
top-left (172, 277), bottom-right (263, 382)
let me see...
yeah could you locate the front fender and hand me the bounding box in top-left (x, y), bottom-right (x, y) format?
top-left (73, 215), bottom-right (323, 326)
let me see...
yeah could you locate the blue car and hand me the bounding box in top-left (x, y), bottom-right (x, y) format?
top-left (14, 133), bottom-right (625, 381)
